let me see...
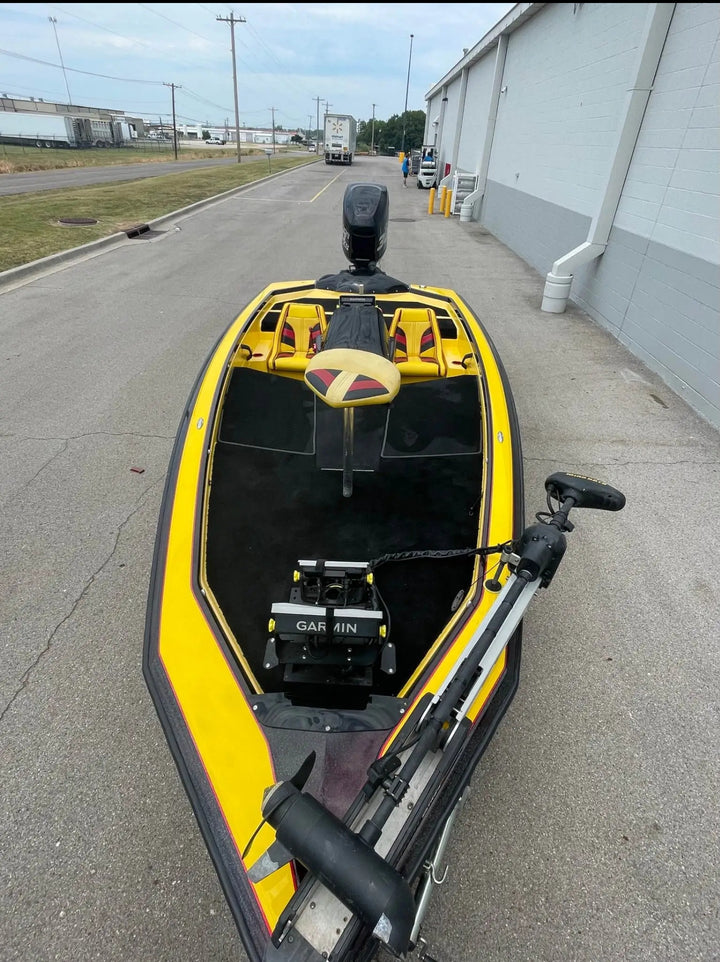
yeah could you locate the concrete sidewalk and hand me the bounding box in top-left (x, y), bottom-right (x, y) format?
top-left (383, 167), bottom-right (720, 962)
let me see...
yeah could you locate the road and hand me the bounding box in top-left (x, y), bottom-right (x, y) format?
top-left (0, 153), bottom-right (272, 196)
top-left (1, 157), bottom-right (719, 962)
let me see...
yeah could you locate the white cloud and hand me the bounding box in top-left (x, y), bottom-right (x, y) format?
top-left (0, 2), bottom-right (516, 127)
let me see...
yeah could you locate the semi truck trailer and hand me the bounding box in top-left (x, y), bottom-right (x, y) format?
top-left (0, 111), bottom-right (135, 148)
top-left (323, 113), bottom-right (356, 165)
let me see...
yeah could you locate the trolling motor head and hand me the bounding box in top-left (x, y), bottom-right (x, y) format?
top-left (545, 471), bottom-right (626, 512)
top-left (514, 472), bottom-right (626, 587)
top-left (342, 183), bottom-right (389, 270)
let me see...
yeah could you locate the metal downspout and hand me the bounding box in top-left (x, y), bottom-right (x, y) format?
top-left (541, 2), bottom-right (676, 313)
top-left (435, 91), bottom-right (448, 184)
top-left (460, 34), bottom-right (509, 222)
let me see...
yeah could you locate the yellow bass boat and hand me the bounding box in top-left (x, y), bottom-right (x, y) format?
top-left (144, 184), bottom-right (625, 962)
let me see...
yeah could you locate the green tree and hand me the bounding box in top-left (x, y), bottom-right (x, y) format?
top-left (357, 117), bottom-right (386, 153)
top-left (368, 111), bottom-right (425, 154)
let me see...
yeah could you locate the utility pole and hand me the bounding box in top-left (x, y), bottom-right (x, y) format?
top-left (48, 17), bottom-right (72, 105)
top-left (314, 96), bottom-right (322, 151)
top-left (401, 33), bottom-right (414, 155)
top-left (217, 12), bottom-right (246, 164)
top-left (323, 101), bottom-right (332, 150)
top-left (269, 107), bottom-right (277, 153)
top-left (163, 82), bottom-right (181, 160)
top-left (371, 103), bottom-right (376, 156)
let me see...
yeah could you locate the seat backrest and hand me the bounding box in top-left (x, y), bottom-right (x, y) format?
top-left (268, 303), bottom-right (328, 371)
top-left (388, 307), bottom-right (446, 377)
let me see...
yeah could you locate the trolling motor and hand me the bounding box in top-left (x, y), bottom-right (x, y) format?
top-left (251, 472), bottom-right (626, 962)
top-left (487, 471), bottom-right (626, 591)
top-left (514, 471), bottom-right (626, 587)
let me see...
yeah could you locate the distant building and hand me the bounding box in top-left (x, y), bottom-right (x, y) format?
top-left (176, 124), bottom-right (300, 145)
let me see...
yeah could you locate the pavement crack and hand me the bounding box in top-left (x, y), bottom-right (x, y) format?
top-left (15, 431), bottom-right (175, 442)
top-left (0, 474), bottom-right (166, 725)
top-left (23, 438), bottom-right (70, 487)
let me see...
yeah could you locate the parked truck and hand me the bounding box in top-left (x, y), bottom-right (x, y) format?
top-left (0, 111), bottom-right (135, 148)
top-left (323, 113), bottom-right (356, 165)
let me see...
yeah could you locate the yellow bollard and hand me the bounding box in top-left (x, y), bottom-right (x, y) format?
top-left (398, 151), bottom-right (405, 165)
top-left (444, 189), bottom-right (453, 218)
top-left (428, 187), bottom-right (436, 214)
top-left (439, 186), bottom-right (447, 213)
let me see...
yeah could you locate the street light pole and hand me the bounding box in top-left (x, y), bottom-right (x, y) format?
top-left (401, 33), bottom-right (414, 155)
top-left (371, 103), bottom-right (376, 156)
top-left (48, 17), bottom-right (72, 105)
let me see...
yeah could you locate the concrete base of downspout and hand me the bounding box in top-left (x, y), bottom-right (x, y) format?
top-left (459, 187), bottom-right (483, 223)
top-left (541, 241), bottom-right (606, 313)
top-left (541, 272), bottom-right (575, 313)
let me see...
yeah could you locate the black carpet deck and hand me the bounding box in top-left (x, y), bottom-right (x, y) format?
top-left (206, 368), bottom-right (483, 699)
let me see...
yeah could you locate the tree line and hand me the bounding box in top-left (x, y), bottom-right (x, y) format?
top-left (294, 110), bottom-right (428, 154)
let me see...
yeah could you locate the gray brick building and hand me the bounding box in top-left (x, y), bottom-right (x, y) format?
top-left (426, 2), bottom-right (719, 428)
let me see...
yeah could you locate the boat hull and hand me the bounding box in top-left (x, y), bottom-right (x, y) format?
top-left (144, 279), bottom-right (524, 960)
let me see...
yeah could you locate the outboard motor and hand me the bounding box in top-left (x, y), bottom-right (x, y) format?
top-left (342, 183), bottom-right (388, 269)
top-left (315, 183), bottom-right (407, 294)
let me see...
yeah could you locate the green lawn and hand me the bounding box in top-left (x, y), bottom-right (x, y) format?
top-left (0, 141), bottom-right (248, 173)
top-left (0, 153), bottom-right (317, 272)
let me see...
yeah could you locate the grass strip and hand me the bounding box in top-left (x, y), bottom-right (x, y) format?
top-left (0, 154), bottom-right (316, 272)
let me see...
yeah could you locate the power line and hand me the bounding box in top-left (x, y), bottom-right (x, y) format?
top-left (0, 47), bottom-right (166, 84)
top-left (138, 3), bottom-right (222, 46)
top-left (49, 5), bottom-right (154, 48)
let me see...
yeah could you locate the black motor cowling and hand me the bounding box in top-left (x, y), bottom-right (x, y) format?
top-left (342, 183), bottom-right (388, 267)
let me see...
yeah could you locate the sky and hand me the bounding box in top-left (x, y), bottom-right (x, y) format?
top-left (0, 2), bottom-right (516, 132)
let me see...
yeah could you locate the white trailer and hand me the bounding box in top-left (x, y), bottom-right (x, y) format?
top-left (0, 112), bottom-right (76, 147)
top-left (0, 112), bottom-right (133, 148)
top-left (323, 114), bottom-right (357, 165)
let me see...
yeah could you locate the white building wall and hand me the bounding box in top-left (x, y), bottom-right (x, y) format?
top-left (428, 2), bottom-right (720, 429)
top-left (487, 2), bottom-right (649, 211)
top-left (457, 54), bottom-right (496, 173)
top-left (574, 2), bottom-right (720, 426)
top-left (614, 2), bottom-right (719, 260)
top-left (438, 81), bottom-right (462, 182)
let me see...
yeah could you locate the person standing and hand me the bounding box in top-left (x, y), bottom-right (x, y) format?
top-left (401, 154), bottom-right (409, 187)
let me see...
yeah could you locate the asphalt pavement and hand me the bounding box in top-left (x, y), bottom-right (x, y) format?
top-left (1, 156), bottom-right (718, 962)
